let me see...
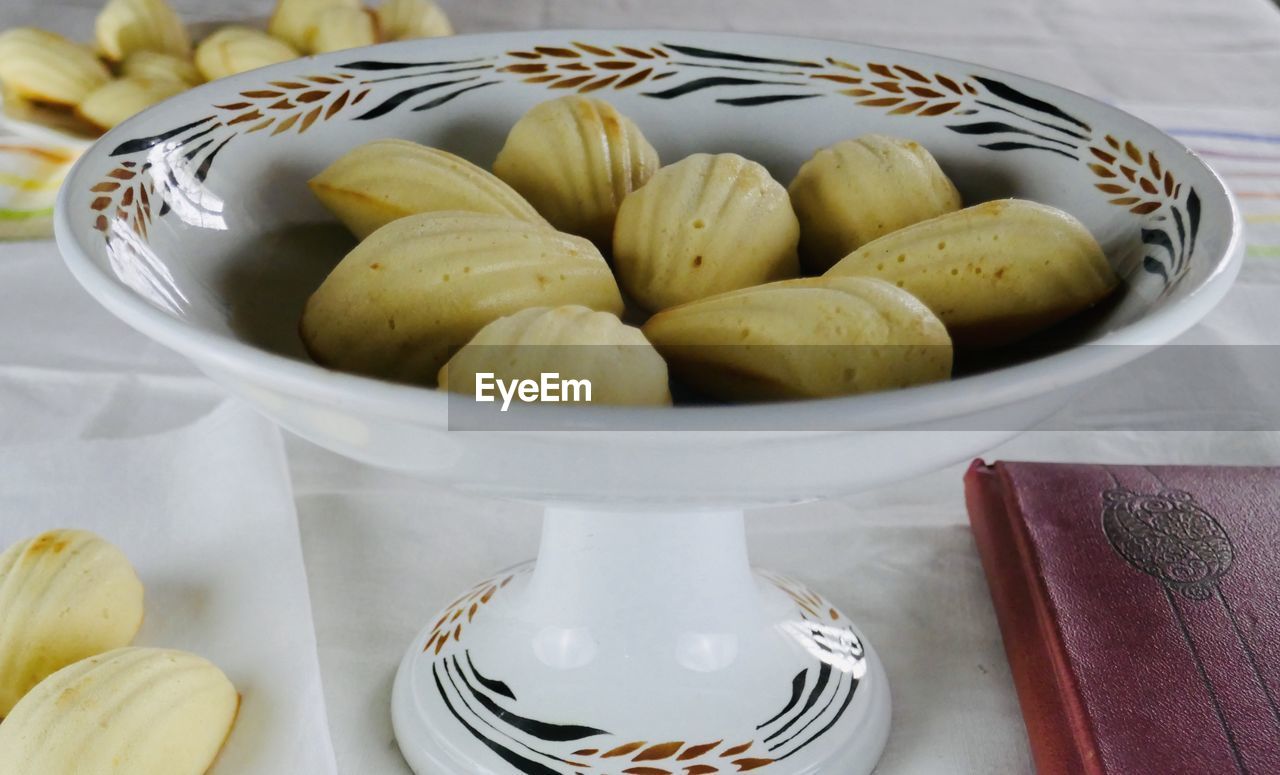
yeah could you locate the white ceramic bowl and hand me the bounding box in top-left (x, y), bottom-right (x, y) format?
top-left (54, 30), bottom-right (1241, 506)
top-left (53, 31), bottom-right (1243, 775)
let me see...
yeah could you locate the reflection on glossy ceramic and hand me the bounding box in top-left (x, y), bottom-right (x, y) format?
top-left (395, 558), bottom-right (884, 774)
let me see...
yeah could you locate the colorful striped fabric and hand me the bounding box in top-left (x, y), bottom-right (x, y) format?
top-left (1164, 128), bottom-right (1280, 262)
top-left (0, 135), bottom-right (82, 241)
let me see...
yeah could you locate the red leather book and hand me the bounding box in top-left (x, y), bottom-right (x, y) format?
top-left (965, 461), bottom-right (1280, 775)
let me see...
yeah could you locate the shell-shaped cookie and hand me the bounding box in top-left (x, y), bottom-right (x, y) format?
top-left (789, 134), bottom-right (962, 273)
top-left (301, 212), bottom-right (625, 385)
top-left (308, 7), bottom-right (377, 53)
top-left (309, 139), bottom-right (548, 240)
top-left (269, 0), bottom-right (362, 52)
top-left (0, 28), bottom-right (111, 106)
top-left (0, 647), bottom-right (238, 774)
top-left (376, 0), bottom-right (453, 40)
top-left (0, 530), bottom-right (144, 717)
top-left (493, 96), bottom-right (660, 247)
top-left (76, 76), bottom-right (187, 130)
top-left (643, 276), bottom-right (952, 401)
top-left (94, 0), bottom-right (191, 62)
top-left (439, 306), bottom-right (672, 406)
top-left (194, 26), bottom-right (298, 83)
top-left (123, 51), bottom-right (202, 86)
top-left (613, 153), bottom-right (800, 312)
top-left (826, 199), bottom-right (1118, 345)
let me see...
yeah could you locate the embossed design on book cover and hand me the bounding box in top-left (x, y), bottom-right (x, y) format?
top-left (1100, 466), bottom-right (1279, 773)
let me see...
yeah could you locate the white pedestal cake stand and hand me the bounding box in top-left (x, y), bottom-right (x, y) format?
top-left (50, 26), bottom-right (1244, 775)
top-left (391, 507), bottom-right (891, 775)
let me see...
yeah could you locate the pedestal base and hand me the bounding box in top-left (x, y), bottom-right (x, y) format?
top-left (393, 509), bottom-right (891, 775)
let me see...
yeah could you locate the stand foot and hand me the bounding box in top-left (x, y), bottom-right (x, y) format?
top-left (393, 508), bottom-right (891, 774)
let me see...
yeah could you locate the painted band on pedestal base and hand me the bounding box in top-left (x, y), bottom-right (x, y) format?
top-left (393, 562), bottom-right (891, 774)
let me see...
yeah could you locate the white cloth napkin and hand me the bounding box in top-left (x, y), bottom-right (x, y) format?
top-left (0, 399), bottom-right (338, 775)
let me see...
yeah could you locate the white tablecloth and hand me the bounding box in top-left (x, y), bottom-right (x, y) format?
top-left (2, 1), bottom-right (1280, 773)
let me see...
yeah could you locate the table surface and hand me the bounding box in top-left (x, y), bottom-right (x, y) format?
top-left (3, 1), bottom-right (1280, 773)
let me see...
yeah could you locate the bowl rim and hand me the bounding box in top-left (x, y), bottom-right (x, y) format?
top-left (54, 28), bottom-right (1246, 432)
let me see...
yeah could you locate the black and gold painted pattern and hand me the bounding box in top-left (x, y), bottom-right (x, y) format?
top-left (89, 39), bottom-right (1201, 301)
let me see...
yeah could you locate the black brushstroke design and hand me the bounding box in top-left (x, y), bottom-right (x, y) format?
top-left (978, 141), bottom-right (1077, 160)
top-left (973, 76), bottom-right (1091, 131)
top-left (194, 136), bottom-right (234, 183)
top-left (445, 659), bottom-right (585, 767)
top-left (643, 76), bottom-right (806, 100)
top-left (467, 651), bottom-right (516, 701)
top-left (153, 166), bottom-right (179, 217)
top-left (662, 43), bottom-right (822, 68)
top-left (355, 76), bottom-right (480, 120)
top-left (947, 121), bottom-right (1075, 148)
top-left (717, 93), bottom-right (823, 106)
top-left (763, 662), bottom-right (832, 744)
top-left (1144, 255), bottom-right (1170, 284)
top-left (1187, 188), bottom-right (1202, 263)
top-left (339, 58), bottom-right (489, 71)
top-left (432, 663), bottom-right (560, 775)
top-left (804, 621), bottom-right (835, 655)
top-left (1172, 207), bottom-right (1188, 273)
top-left (974, 100), bottom-right (1090, 141)
top-left (1142, 226), bottom-right (1176, 282)
top-left (182, 138), bottom-right (216, 162)
top-left (758, 669), bottom-right (808, 729)
top-left (110, 116), bottom-right (216, 156)
top-left (157, 167), bottom-right (179, 216)
top-left (176, 122), bottom-right (222, 149)
top-left (770, 673), bottom-right (847, 752)
top-left (1142, 228), bottom-right (1175, 261)
top-left (412, 80), bottom-right (500, 111)
top-left (457, 661), bottom-right (608, 742)
top-left (775, 674), bottom-right (859, 761)
top-left (361, 64), bottom-right (495, 84)
top-left (671, 60), bottom-right (810, 76)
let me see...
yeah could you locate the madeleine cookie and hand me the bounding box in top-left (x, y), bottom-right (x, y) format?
top-left (494, 96), bottom-right (659, 247)
top-left (613, 153), bottom-right (800, 311)
top-left (0, 28), bottom-right (111, 106)
top-left (194, 26), bottom-right (298, 82)
top-left (440, 306), bottom-right (671, 406)
top-left (0, 529), bottom-right (144, 717)
top-left (0, 647), bottom-right (238, 774)
top-left (643, 276), bottom-right (951, 401)
top-left (301, 211), bottom-right (624, 384)
top-left (309, 139), bottom-right (548, 239)
top-left (789, 134), bottom-right (961, 273)
top-left (826, 199), bottom-right (1117, 345)
top-left (95, 0), bottom-right (191, 62)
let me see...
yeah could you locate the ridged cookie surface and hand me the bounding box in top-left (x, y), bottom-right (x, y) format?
top-left (827, 199), bottom-right (1117, 345)
top-left (613, 153), bottom-right (799, 311)
top-left (310, 139), bottom-right (547, 239)
top-left (0, 647), bottom-right (238, 775)
top-left (494, 96), bottom-right (659, 247)
top-left (0, 529), bottom-right (144, 717)
top-left (301, 212), bottom-right (625, 385)
top-left (643, 276), bottom-right (951, 401)
top-left (440, 305), bottom-right (671, 406)
top-left (790, 134), bottom-right (961, 273)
